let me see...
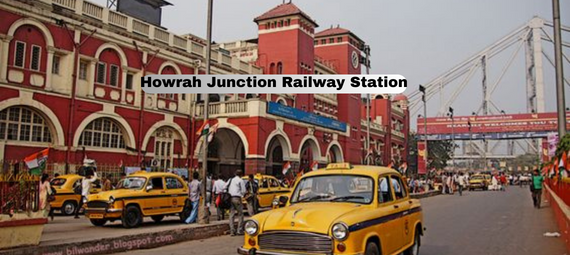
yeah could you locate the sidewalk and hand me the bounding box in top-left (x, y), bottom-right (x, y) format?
top-left (1, 206), bottom-right (238, 255)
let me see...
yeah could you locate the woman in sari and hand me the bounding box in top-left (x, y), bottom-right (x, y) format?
top-left (39, 173), bottom-right (53, 218)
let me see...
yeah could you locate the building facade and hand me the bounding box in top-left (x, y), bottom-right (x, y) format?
top-left (0, 0), bottom-right (409, 177)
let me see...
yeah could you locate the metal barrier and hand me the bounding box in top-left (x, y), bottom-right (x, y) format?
top-left (0, 173), bottom-right (40, 215)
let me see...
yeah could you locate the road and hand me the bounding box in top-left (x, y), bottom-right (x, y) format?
top-left (115, 187), bottom-right (567, 255)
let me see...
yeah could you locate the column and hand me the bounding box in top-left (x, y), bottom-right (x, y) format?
top-left (87, 61), bottom-right (96, 97)
top-left (0, 37), bottom-right (12, 82)
top-left (45, 47), bottom-right (55, 91)
top-left (120, 67), bottom-right (127, 103)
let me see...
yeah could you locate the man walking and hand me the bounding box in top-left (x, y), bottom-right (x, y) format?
top-left (102, 173), bottom-right (112, 191)
top-left (212, 175), bottom-right (226, 221)
top-left (185, 171), bottom-right (201, 224)
top-left (531, 169), bottom-right (544, 209)
top-left (245, 174), bottom-right (259, 216)
top-left (226, 170), bottom-right (246, 235)
top-left (458, 172), bottom-right (466, 196)
top-left (75, 168), bottom-right (97, 219)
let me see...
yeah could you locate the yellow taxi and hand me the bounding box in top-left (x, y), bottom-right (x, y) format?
top-left (468, 174), bottom-right (490, 191)
top-left (50, 174), bottom-right (102, 216)
top-left (84, 171), bottom-right (190, 228)
top-left (242, 174), bottom-right (291, 209)
top-left (238, 163), bottom-right (424, 255)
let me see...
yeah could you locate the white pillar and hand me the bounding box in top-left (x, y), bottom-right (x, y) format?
top-left (45, 47), bottom-right (55, 91)
top-left (121, 67), bottom-right (127, 103)
top-left (0, 37), bottom-right (12, 82)
top-left (87, 61), bottom-right (96, 97)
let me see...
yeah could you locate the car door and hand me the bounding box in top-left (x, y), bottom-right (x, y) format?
top-left (376, 175), bottom-right (400, 255)
top-left (145, 177), bottom-right (168, 215)
top-left (258, 177), bottom-right (272, 207)
top-left (390, 175), bottom-right (412, 252)
top-left (165, 176), bottom-right (186, 212)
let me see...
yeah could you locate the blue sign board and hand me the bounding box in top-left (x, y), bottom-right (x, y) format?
top-left (419, 131), bottom-right (551, 141)
top-left (267, 102), bottom-right (347, 132)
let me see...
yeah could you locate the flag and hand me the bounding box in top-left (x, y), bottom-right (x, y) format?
top-left (282, 162), bottom-right (292, 175)
top-left (399, 162), bottom-right (408, 174)
top-left (207, 123), bottom-right (219, 143)
top-left (119, 159), bottom-right (124, 168)
top-left (24, 148), bottom-right (49, 175)
top-left (196, 121), bottom-right (210, 136)
top-left (311, 161), bottom-right (319, 171)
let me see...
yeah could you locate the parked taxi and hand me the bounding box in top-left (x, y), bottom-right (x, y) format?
top-left (84, 171), bottom-right (190, 228)
top-left (468, 174), bottom-right (490, 191)
top-left (242, 174), bottom-right (291, 209)
top-left (238, 163), bottom-right (424, 255)
top-left (50, 174), bottom-right (101, 216)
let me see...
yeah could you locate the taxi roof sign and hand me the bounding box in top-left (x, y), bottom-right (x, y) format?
top-left (326, 163), bottom-right (353, 170)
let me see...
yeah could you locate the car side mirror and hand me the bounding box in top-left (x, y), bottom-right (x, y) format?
top-left (279, 196), bottom-right (289, 205)
top-left (146, 185), bottom-right (153, 192)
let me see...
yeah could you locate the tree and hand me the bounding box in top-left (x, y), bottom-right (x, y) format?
top-left (408, 132), bottom-right (455, 172)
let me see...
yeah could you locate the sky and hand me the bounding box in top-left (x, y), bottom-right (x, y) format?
top-left (94, 0), bottom-right (569, 126)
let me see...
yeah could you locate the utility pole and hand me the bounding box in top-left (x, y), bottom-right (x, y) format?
top-left (552, 0), bottom-right (566, 137)
top-left (419, 85), bottom-right (428, 171)
top-left (364, 45), bottom-right (371, 165)
top-left (198, 0), bottom-right (213, 225)
top-left (468, 121), bottom-right (473, 171)
top-left (448, 107), bottom-right (455, 172)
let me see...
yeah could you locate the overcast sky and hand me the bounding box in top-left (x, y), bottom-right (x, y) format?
top-left (94, 0), bottom-right (569, 123)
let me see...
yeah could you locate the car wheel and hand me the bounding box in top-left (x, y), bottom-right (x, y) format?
top-left (122, 205), bottom-right (142, 228)
top-left (151, 215), bottom-right (165, 223)
top-left (364, 242), bottom-right (380, 255)
top-left (90, 219), bottom-right (107, 227)
top-left (61, 201), bottom-right (77, 216)
top-left (179, 200), bottom-right (192, 223)
top-left (404, 229), bottom-right (421, 255)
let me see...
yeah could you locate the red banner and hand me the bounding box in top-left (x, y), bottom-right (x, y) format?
top-left (417, 112), bottom-right (570, 135)
top-left (417, 141), bottom-right (427, 175)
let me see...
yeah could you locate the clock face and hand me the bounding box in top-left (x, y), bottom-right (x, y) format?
top-left (351, 51), bottom-right (359, 69)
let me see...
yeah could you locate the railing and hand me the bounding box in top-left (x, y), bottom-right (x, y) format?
top-left (392, 129), bottom-right (405, 138)
top-left (37, 0), bottom-right (262, 74)
top-left (315, 94), bottom-right (338, 105)
top-left (1, 173), bottom-right (40, 215)
top-left (547, 178), bottom-right (570, 206)
top-left (392, 105), bottom-right (405, 116)
top-left (361, 120), bottom-right (386, 133)
top-left (196, 100), bottom-right (256, 117)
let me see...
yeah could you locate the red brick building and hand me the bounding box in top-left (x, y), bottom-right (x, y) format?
top-left (0, 0), bottom-right (409, 177)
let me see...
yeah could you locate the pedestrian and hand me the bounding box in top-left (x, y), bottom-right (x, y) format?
top-left (39, 173), bottom-right (53, 219)
top-left (457, 172), bottom-right (466, 196)
top-left (447, 173), bottom-right (454, 194)
top-left (102, 173), bottom-right (112, 191)
top-left (226, 169), bottom-right (246, 236)
top-left (206, 173), bottom-right (213, 216)
top-left (185, 171), bottom-right (201, 224)
top-left (212, 175), bottom-right (227, 221)
top-left (75, 168), bottom-right (97, 218)
top-left (531, 169), bottom-right (544, 208)
top-left (245, 174), bottom-right (259, 216)
top-left (500, 173), bottom-right (507, 192)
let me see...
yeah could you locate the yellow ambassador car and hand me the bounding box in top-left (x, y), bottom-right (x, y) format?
top-left (468, 174), bottom-right (490, 191)
top-left (242, 174), bottom-right (291, 209)
top-left (50, 174), bottom-right (101, 216)
top-left (238, 163), bottom-right (424, 255)
top-left (84, 172), bottom-right (191, 228)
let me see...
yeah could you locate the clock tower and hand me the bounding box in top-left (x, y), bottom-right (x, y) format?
top-left (314, 26), bottom-right (364, 75)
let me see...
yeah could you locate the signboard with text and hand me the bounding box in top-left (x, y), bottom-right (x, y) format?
top-left (267, 102), bottom-right (347, 132)
top-left (417, 112), bottom-right (570, 138)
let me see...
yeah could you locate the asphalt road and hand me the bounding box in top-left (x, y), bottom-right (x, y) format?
top-left (115, 187), bottom-right (567, 255)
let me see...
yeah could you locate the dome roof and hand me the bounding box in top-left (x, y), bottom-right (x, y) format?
top-left (393, 94), bottom-right (408, 101)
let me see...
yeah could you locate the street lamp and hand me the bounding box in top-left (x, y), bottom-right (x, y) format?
top-left (419, 85), bottom-right (428, 170)
top-left (447, 107), bottom-right (454, 172)
top-left (468, 121), bottom-right (473, 171)
top-left (364, 45), bottom-right (371, 165)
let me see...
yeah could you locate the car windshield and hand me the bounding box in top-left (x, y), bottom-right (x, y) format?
top-left (116, 177), bottom-right (147, 190)
top-left (290, 175), bottom-right (374, 204)
top-left (471, 176), bottom-right (484, 180)
top-left (50, 178), bottom-right (67, 186)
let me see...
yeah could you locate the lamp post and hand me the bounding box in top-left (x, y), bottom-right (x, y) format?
top-left (198, 0), bottom-right (214, 225)
top-left (468, 121), bottom-right (472, 171)
top-left (364, 45), bottom-right (371, 165)
top-left (552, 0), bottom-right (566, 137)
top-left (447, 107), bottom-right (455, 172)
top-left (419, 85), bottom-right (428, 169)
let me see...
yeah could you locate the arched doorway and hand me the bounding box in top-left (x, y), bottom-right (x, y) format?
top-left (266, 135), bottom-right (290, 177)
top-left (206, 128), bottom-right (245, 179)
top-left (299, 138), bottom-right (320, 172)
top-left (327, 144), bottom-right (343, 163)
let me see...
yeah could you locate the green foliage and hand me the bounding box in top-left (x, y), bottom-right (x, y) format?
top-left (408, 132), bottom-right (455, 170)
top-left (555, 134), bottom-right (570, 159)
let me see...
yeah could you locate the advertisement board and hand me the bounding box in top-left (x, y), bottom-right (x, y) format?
top-left (267, 102), bottom-right (347, 132)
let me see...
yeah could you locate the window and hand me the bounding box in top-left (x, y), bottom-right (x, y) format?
top-left (181, 94), bottom-right (186, 100)
top-left (166, 177), bottom-right (184, 189)
top-left (314, 40), bottom-right (318, 45)
top-left (30, 45), bottom-right (41, 71)
top-left (109, 65), bottom-right (119, 87)
top-left (277, 62), bottom-right (283, 74)
top-left (150, 178), bottom-right (164, 190)
top-left (279, 20), bottom-right (283, 27)
top-left (78, 118), bottom-right (126, 149)
top-left (337, 37), bottom-right (343, 43)
top-left (266, 22), bottom-right (270, 29)
top-left (391, 176), bottom-right (407, 200)
top-left (154, 127), bottom-right (175, 169)
top-left (261, 178), bottom-right (269, 189)
top-left (0, 107), bottom-right (52, 143)
top-left (286, 19), bottom-right (291, 26)
top-left (52, 55), bottom-right (60, 74)
top-left (378, 176), bottom-right (393, 203)
top-left (14, 41), bottom-right (26, 68)
top-left (321, 39), bottom-right (326, 45)
top-left (329, 38), bottom-right (335, 44)
top-left (96, 62), bottom-right (106, 84)
top-left (79, 61), bottom-right (88, 80)
top-left (269, 178), bottom-right (280, 188)
top-left (126, 73), bottom-right (133, 90)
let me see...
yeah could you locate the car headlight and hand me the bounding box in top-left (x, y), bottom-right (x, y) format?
top-left (109, 196), bottom-right (115, 204)
top-left (244, 220), bottom-right (259, 236)
top-left (332, 223), bottom-right (349, 241)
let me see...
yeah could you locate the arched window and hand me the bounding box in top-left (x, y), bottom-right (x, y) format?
top-left (0, 106), bottom-right (52, 143)
top-left (9, 25), bottom-right (49, 86)
top-left (79, 118), bottom-right (126, 149)
top-left (154, 127), bottom-right (175, 169)
top-left (269, 63), bottom-right (276, 74)
top-left (96, 48), bottom-right (122, 87)
top-left (277, 62), bottom-right (283, 74)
